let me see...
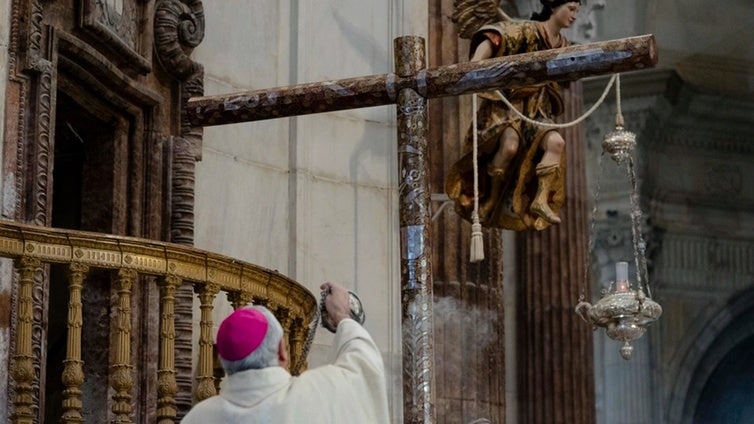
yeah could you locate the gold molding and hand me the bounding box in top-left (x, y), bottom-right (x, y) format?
top-left (2, 219), bottom-right (318, 419)
top-left (61, 262), bottom-right (88, 423)
top-left (111, 269), bottom-right (136, 423)
top-left (11, 257), bottom-right (41, 424)
top-left (0, 220), bottom-right (317, 327)
top-left (194, 282), bottom-right (219, 402)
top-left (157, 275), bottom-right (180, 423)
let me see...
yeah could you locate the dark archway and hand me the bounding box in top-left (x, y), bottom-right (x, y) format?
top-left (678, 298), bottom-right (754, 424)
top-left (667, 286), bottom-right (754, 424)
top-left (693, 335), bottom-right (754, 423)
top-left (45, 89), bottom-right (129, 422)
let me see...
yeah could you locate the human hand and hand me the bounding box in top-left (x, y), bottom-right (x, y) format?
top-left (320, 282), bottom-right (351, 326)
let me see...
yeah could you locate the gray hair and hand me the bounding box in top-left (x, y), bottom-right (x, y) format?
top-left (220, 306), bottom-right (284, 375)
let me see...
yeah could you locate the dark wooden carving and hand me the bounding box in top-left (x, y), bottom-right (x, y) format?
top-left (4, 0), bottom-right (203, 421)
top-left (154, 0), bottom-right (205, 80)
top-left (5, 2), bottom-right (57, 420)
top-left (154, 0), bottom-right (205, 417)
top-left (77, 0), bottom-right (151, 73)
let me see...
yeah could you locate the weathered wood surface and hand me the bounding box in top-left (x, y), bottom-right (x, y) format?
top-left (188, 35), bottom-right (657, 127)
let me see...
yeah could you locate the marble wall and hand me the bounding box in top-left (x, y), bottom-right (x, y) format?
top-left (190, 1), bottom-right (426, 421)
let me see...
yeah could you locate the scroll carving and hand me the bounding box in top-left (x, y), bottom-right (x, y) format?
top-left (32, 66), bottom-right (55, 228)
top-left (6, 2), bottom-right (55, 421)
top-left (25, 0), bottom-right (53, 73)
top-left (154, 0), bottom-right (205, 79)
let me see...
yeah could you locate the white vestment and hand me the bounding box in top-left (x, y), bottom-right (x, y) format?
top-left (181, 319), bottom-right (390, 423)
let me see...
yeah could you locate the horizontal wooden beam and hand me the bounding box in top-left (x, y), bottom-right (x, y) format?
top-left (188, 34), bottom-right (657, 127)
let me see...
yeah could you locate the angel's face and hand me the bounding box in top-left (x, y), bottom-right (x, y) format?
top-left (552, 2), bottom-right (581, 29)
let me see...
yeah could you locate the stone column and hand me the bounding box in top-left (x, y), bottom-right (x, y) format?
top-left (428, 1), bottom-right (507, 422)
top-left (517, 82), bottom-right (596, 424)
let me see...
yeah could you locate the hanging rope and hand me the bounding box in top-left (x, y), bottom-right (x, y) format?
top-left (493, 73), bottom-right (617, 130)
top-left (615, 73), bottom-right (624, 126)
top-left (469, 93), bottom-right (484, 263)
top-left (466, 75), bottom-right (617, 263)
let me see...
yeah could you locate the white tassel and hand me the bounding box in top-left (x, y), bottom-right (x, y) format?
top-left (470, 93), bottom-right (484, 263)
top-left (470, 213), bottom-right (484, 263)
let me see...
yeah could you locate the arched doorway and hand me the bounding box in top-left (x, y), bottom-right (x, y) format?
top-left (693, 334), bottom-right (754, 423)
top-left (680, 304), bottom-right (754, 424)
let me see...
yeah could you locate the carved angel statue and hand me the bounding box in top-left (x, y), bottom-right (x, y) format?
top-left (445, 0), bottom-right (582, 231)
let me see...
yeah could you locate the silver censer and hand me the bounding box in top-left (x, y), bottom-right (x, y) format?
top-left (320, 289), bottom-right (366, 333)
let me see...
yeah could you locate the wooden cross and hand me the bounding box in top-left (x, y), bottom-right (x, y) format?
top-left (187, 35), bottom-right (657, 423)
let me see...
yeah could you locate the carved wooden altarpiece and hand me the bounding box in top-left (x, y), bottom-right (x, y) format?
top-left (3, 0), bottom-right (204, 421)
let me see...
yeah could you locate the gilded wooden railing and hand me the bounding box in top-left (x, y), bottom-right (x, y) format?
top-left (1, 220), bottom-right (317, 424)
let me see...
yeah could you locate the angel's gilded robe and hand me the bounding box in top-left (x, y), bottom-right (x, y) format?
top-left (445, 20), bottom-right (569, 231)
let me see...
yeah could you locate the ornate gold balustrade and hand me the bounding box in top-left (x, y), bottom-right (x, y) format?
top-left (0, 220), bottom-right (317, 424)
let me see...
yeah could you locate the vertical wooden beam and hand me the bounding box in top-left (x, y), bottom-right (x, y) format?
top-left (395, 35), bottom-right (436, 424)
top-left (61, 263), bottom-right (89, 423)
